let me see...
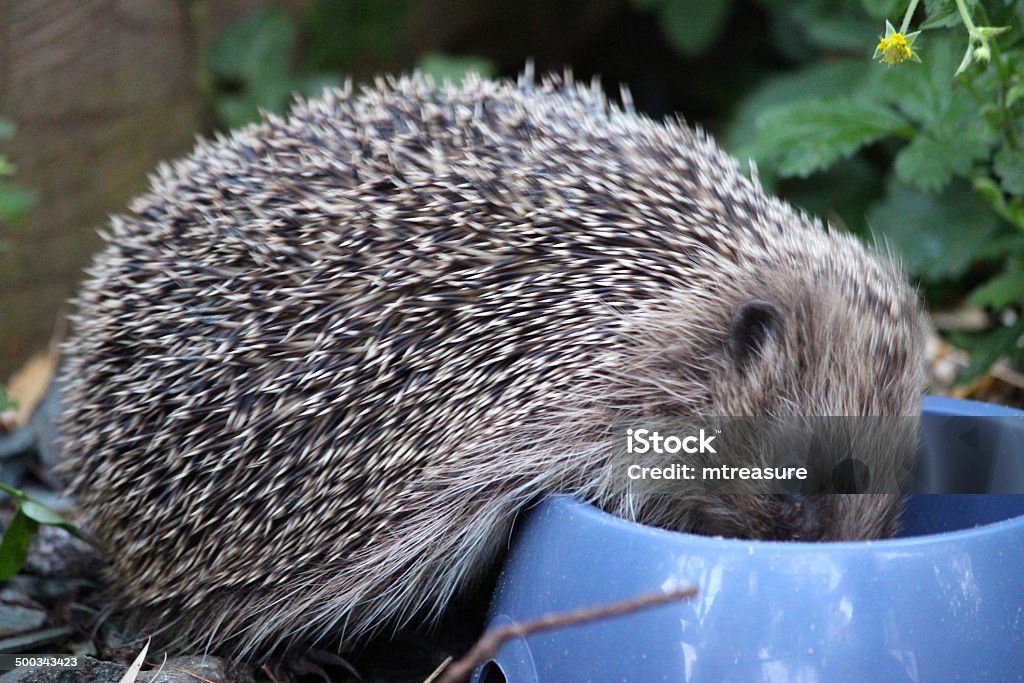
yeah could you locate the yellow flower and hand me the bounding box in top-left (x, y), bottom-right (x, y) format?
top-left (876, 34), bottom-right (912, 63)
top-left (874, 21), bottom-right (921, 66)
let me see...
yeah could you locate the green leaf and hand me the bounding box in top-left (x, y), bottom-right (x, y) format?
top-left (778, 156), bottom-right (884, 236)
top-left (762, 0), bottom-right (881, 54)
top-left (948, 319), bottom-right (1024, 385)
top-left (207, 8), bottom-right (297, 85)
top-left (213, 98), bottom-right (256, 130)
top-left (0, 483), bottom-right (90, 543)
top-left (0, 156), bottom-right (15, 176)
top-left (894, 136), bottom-right (955, 190)
top-left (0, 120), bottom-right (13, 140)
top-left (861, 0), bottom-right (906, 19)
top-left (302, 0), bottom-right (411, 70)
top-left (0, 386), bottom-right (15, 412)
top-left (206, 7), bottom-right (352, 127)
top-left (727, 60), bottom-right (871, 152)
top-left (1007, 83), bottom-right (1024, 109)
top-left (973, 233), bottom-right (1024, 261)
top-left (206, 8), bottom-right (309, 126)
top-left (894, 122), bottom-right (990, 190)
top-left (416, 53), bottom-right (497, 85)
top-left (974, 176), bottom-right (1024, 230)
top-left (657, 0), bottom-right (734, 55)
top-left (19, 499), bottom-right (69, 527)
top-left (969, 262), bottom-right (1024, 308)
top-left (0, 509), bottom-right (39, 581)
top-left (753, 99), bottom-right (908, 177)
top-left (994, 142), bottom-right (1024, 195)
top-left (921, 0), bottom-right (976, 29)
top-left (804, 18), bottom-right (879, 51)
top-left (867, 178), bottom-right (1002, 281)
top-left (0, 185), bottom-right (36, 224)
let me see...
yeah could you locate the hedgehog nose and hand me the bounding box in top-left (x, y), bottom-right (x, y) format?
top-left (780, 494), bottom-right (825, 541)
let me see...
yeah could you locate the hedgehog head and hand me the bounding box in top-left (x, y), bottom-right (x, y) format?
top-left (603, 219), bottom-right (927, 541)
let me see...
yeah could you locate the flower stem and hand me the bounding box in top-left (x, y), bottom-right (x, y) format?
top-left (974, 3), bottom-right (1020, 150)
top-left (954, 0), bottom-right (977, 33)
top-left (899, 0), bottom-right (921, 34)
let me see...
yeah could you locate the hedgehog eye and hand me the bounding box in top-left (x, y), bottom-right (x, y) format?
top-left (728, 301), bottom-right (782, 366)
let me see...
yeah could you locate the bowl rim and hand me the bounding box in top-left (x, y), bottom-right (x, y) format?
top-left (540, 396), bottom-right (1024, 551)
top-left (550, 493), bottom-right (1024, 552)
top-left (922, 394), bottom-right (1024, 417)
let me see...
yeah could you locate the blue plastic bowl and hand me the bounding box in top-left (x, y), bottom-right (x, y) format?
top-left (474, 396), bottom-right (1024, 682)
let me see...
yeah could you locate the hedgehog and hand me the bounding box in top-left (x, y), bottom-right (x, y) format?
top-left (58, 69), bottom-right (927, 660)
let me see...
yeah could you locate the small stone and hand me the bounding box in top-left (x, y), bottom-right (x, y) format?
top-left (137, 656), bottom-right (253, 683)
top-left (0, 587), bottom-right (46, 639)
top-left (0, 627), bottom-right (74, 659)
top-left (29, 379), bottom-right (63, 473)
top-left (0, 604), bottom-right (46, 638)
top-left (5, 575), bottom-right (95, 606)
top-left (0, 427), bottom-right (34, 463)
top-left (23, 525), bottom-right (104, 579)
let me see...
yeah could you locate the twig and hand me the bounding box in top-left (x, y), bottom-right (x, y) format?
top-left (434, 585), bottom-right (698, 683)
top-left (423, 655), bottom-right (453, 683)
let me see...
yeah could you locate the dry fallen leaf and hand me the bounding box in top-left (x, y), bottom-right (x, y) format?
top-left (5, 349), bottom-right (57, 426)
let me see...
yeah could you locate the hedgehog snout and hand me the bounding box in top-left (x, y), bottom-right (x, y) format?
top-left (682, 493), bottom-right (831, 541)
top-left (774, 494), bottom-right (830, 541)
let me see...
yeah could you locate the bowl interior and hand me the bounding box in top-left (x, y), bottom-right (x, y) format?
top-left (898, 495), bottom-right (1024, 536)
top-left (906, 398), bottom-right (1024, 515)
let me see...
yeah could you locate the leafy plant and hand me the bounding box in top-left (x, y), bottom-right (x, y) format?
top-left (713, 0), bottom-right (1024, 386)
top-left (0, 483), bottom-right (90, 580)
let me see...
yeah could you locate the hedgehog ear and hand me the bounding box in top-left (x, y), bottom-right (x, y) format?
top-left (728, 301), bottom-right (782, 366)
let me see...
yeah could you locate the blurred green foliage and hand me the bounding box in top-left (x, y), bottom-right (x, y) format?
top-left (415, 53), bottom-right (497, 83)
top-left (207, 7), bottom-right (342, 128)
top-left (207, 1), bottom-right (494, 128)
top-left (301, 0), bottom-right (412, 71)
top-left (206, 0), bottom-right (1024, 389)
top-left (0, 120), bottom-right (35, 239)
top-left (0, 386), bottom-right (15, 413)
top-left (632, 0), bottom-right (736, 54)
